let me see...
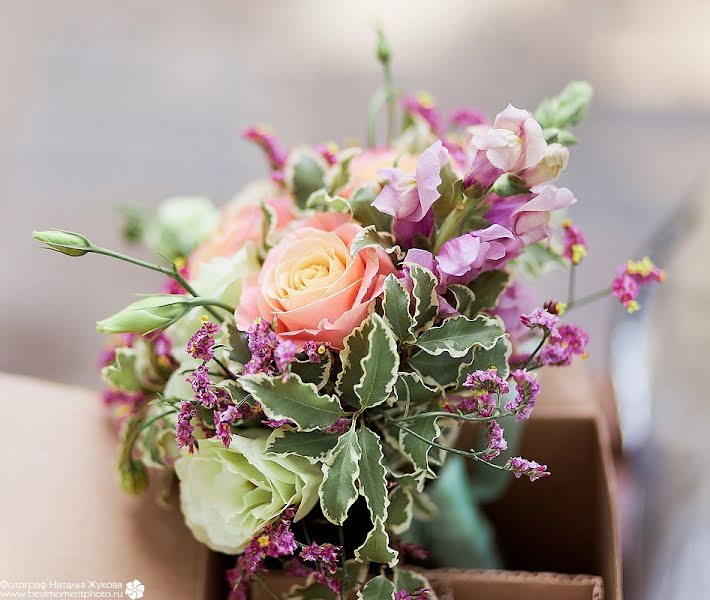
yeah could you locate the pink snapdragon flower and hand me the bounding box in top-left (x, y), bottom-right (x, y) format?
top-left (402, 93), bottom-right (444, 135)
top-left (450, 106), bottom-right (488, 129)
top-left (491, 282), bottom-right (536, 345)
top-left (373, 140), bottom-right (449, 224)
top-left (485, 186), bottom-right (576, 246)
top-left (521, 143), bottom-right (569, 189)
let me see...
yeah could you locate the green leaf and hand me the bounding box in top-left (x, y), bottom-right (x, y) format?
top-left (386, 486), bottom-right (413, 535)
top-left (102, 347), bottom-right (141, 393)
top-left (358, 427), bottom-right (389, 522)
top-left (319, 423), bottom-right (362, 524)
top-left (227, 323), bottom-right (251, 365)
top-left (287, 149), bottom-right (326, 208)
top-left (337, 314), bottom-right (399, 410)
top-left (448, 284), bottom-right (476, 317)
top-left (327, 148), bottom-right (359, 194)
top-left (355, 519), bottom-right (399, 568)
top-left (353, 315), bottom-right (400, 410)
top-left (358, 576), bottom-right (396, 600)
top-left (458, 336), bottom-right (512, 386)
top-left (350, 226), bottom-right (402, 259)
top-left (414, 315), bottom-right (505, 358)
top-left (408, 264), bottom-right (439, 334)
top-left (433, 164), bottom-right (463, 228)
top-left (267, 429), bottom-right (339, 461)
top-left (382, 275), bottom-right (415, 343)
top-left (259, 200), bottom-right (278, 251)
top-left (306, 189), bottom-right (352, 215)
top-left (350, 186), bottom-right (392, 231)
top-left (514, 242), bottom-right (566, 279)
top-left (239, 373), bottom-right (344, 431)
top-left (542, 127), bottom-right (578, 146)
top-left (393, 372), bottom-right (438, 410)
top-left (407, 348), bottom-right (472, 389)
top-left (467, 271), bottom-right (510, 313)
top-left (399, 415), bottom-right (442, 475)
top-left (491, 174), bottom-right (530, 197)
top-left (393, 569), bottom-right (437, 599)
top-left (535, 81), bottom-right (593, 130)
top-left (287, 577), bottom-right (337, 600)
top-left (291, 355), bottom-right (332, 390)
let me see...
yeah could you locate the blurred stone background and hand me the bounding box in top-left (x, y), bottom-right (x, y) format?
top-left (1, 1), bottom-right (710, 597)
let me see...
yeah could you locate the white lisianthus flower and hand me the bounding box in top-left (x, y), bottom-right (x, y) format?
top-left (174, 434), bottom-right (322, 554)
top-left (145, 196), bottom-right (220, 260)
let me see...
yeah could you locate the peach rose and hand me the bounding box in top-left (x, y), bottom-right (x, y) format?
top-left (235, 214), bottom-right (397, 349)
top-left (339, 148), bottom-right (419, 198)
top-left (190, 196), bottom-right (294, 275)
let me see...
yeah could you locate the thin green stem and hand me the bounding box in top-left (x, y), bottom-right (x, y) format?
top-left (253, 575), bottom-right (281, 600)
top-left (120, 409), bottom-right (177, 462)
top-left (567, 265), bottom-right (577, 305)
top-left (566, 287), bottom-right (612, 311)
top-left (384, 415), bottom-right (508, 472)
top-left (213, 357), bottom-right (238, 381)
top-left (90, 246), bottom-right (227, 322)
top-left (384, 63), bottom-right (396, 145)
top-left (522, 331), bottom-right (549, 371)
top-left (396, 410), bottom-right (516, 424)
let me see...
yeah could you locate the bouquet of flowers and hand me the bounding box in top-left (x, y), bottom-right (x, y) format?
top-left (33, 33), bottom-right (663, 600)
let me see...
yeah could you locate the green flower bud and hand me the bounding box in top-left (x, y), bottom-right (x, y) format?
top-left (376, 28), bottom-right (391, 65)
top-left (118, 457), bottom-right (149, 495)
top-left (96, 295), bottom-right (192, 334)
top-left (32, 229), bottom-right (92, 257)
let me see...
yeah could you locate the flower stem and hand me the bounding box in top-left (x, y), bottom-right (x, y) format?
top-left (396, 410), bottom-right (516, 423)
top-left (253, 575), bottom-right (281, 600)
top-left (566, 287), bottom-right (612, 311)
top-left (522, 331), bottom-right (549, 371)
top-left (384, 415), bottom-right (508, 472)
top-left (567, 264), bottom-right (577, 305)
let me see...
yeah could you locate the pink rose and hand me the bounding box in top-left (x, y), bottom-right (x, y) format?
top-left (189, 196), bottom-right (294, 275)
top-left (235, 218), bottom-right (397, 349)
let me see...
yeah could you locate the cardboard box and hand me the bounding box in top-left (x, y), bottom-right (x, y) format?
top-left (0, 368), bottom-right (620, 599)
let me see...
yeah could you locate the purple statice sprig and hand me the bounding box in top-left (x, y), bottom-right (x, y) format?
top-left (458, 368), bottom-right (510, 417)
top-left (505, 456), bottom-right (551, 482)
top-left (299, 542), bottom-right (342, 595)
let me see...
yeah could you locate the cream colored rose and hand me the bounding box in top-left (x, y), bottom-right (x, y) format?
top-left (174, 434), bottom-right (322, 554)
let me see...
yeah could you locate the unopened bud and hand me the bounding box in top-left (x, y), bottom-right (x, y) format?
top-left (118, 458), bottom-right (149, 495)
top-left (97, 295), bottom-right (192, 334)
top-left (32, 229), bottom-right (92, 257)
top-left (376, 28), bottom-right (391, 64)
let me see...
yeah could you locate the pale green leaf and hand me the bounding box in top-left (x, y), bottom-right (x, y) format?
top-left (393, 570), bottom-right (437, 600)
top-left (383, 274), bottom-right (415, 343)
top-left (535, 80), bottom-right (593, 130)
top-left (287, 576), bottom-right (337, 600)
top-left (358, 427), bottom-right (389, 522)
top-left (319, 424), bottom-right (362, 524)
top-left (414, 315), bottom-right (505, 358)
top-left (102, 347), bottom-right (141, 393)
top-left (240, 373), bottom-right (344, 431)
top-left (514, 242), bottom-right (566, 279)
top-left (287, 149), bottom-right (326, 208)
top-left (327, 148), bottom-right (359, 194)
top-left (354, 519), bottom-right (399, 568)
top-left (267, 429), bottom-right (339, 460)
top-left (306, 189), bottom-right (352, 215)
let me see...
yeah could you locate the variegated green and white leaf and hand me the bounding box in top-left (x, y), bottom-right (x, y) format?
top-left (358, 575), bottom-right (396, 600)
top-left (386, 486), bottom-right (413, 535)
top-left (306, 189), bottom-right (352, 215)
top-left (457, 335), bottom-right (512, 386)
top-left (408, 264), bottom-right (439, 334)
top-left (291, 355), bottom-right (332, 390)
top-left (350, 226), bottom-right (403, 259)
top-left (393, 372), bottom-right (438, 410)
top-left (102, 347), bottom-right (141, 392)
top-left (227, 323), bottom-right (251, 366)
top-left (448, 284), bottom-right (477, 318)
top-left (267, 429), bottom-right (339, 461)
top-left (382, 274), bottom-right (415, 343)
top-left (240, 373), bottom-right (344, 431)
top-left (414, 315), bottom-right (505, 358)
top-left (336, 317), bottom-right (374, 402)
top-left (467, 270), bottom-right (510, 313)
top-left (319, 424), bottom-right (362, 525)
top-left (327, 147), bottom-right (359, 194)
top-left (407, 348), bottom-right (474, 389)
top-left (287, 575), bottom-right (337, 600)
top-left (355, 518), bottom-right (399, 568)
top-left (358, 426), bottom-right (389, 522)
top-left (399, 415), bottom-right (442, 475)
top-left (259, 200), bottom-right (278, 252)
top-left (393, 569), bottom-right (437, 600)
top-left (353, 314), bottom-right (399, 410)
top-left (285, 148), bottom-right (327, 208)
